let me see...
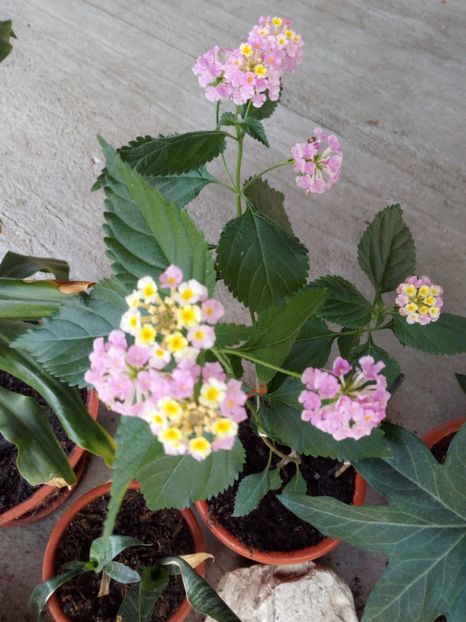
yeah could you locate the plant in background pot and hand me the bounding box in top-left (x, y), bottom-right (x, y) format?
top-left (5, 13), bottom-right (465, 620)
top-left (0, 252), bottom-right (113, 525)
top-left (0, 18), bottom-right (15, 63)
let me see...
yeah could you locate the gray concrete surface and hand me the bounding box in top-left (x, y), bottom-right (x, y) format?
top-left (1, 0), bottom-right (465, 620)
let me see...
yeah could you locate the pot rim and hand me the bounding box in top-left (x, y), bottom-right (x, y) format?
top-left (422, 417), bottom-right (466, 449)
top-left (0, 390), bottom-right (99, 526)
top-left (196, 470), bottom-right (367, 564)
top-left (42, 481), bottom-right (206, 622)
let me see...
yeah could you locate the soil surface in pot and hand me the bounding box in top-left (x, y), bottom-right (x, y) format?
top-left (208, 419), bottom-right (355, 552)
top-left (55, 490), bottom-right (194, 621)
top-left (0, 371), bottom-right (79, 513)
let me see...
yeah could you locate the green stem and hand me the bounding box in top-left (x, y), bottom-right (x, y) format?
top-left (260, 435), bottom-right (301, 465)
top-left (216, 101), bottom-right (236, 188)
top-left (243, 160), bottom-right (293, 191)
top-left (235, 124), bottom-right (244, 216)
top-left (221, 348), bottom-right (301, 379)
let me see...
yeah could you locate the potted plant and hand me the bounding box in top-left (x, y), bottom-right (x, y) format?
top-left (31, 481), bottom-right (240, 622)
top-left (0, 252), bottom-right (112, 525)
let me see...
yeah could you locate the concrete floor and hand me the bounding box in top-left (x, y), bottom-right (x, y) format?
top-left (1, 0), bottom-right (465, 620)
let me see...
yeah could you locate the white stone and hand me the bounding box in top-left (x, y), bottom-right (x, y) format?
top-left (206, 562), bottom-right (358, 622)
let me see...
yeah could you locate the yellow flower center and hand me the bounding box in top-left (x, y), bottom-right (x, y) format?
top-left (254, 64), bottom-right (267, 77)
top-left (240, 43), bottom-right (253, 57)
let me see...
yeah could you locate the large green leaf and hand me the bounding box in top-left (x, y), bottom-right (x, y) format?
top-left (244, 177), bottom-right (292, 233)
top-left (392, 313), bottom-right (466, 355)
top-left (116, 131), bottom-right (226, 177)
top-left (310, 275), bottom-right (373, 328)
top-left (14, 279), bottom-right (127, 387)
top-left (0, 252), bottom-right (69, 279)
top-left (240, 117), bottom-right (269, 147)
top-left (358, 205), bottom-right (416, 293)
top-left (144, 167), bottom-right (215, 209)
top-left (349, 342), bottom-right (401, 390)
top-left (232, 288), bottom-right (327, 382)
top-left (217, 209), bottom-right (309, 313)
top-left (90, 535), bottom-right (146, 572)
top-left (101, 139), bottom-right (215, 291)
top-left (29, 563), bottom-right (87, 619)
top-left (0, 385), bottom-right (76, 486)
top-left (1, 320), bottom-right (115, 464)
top-left (279, 424), bottom-right (466, 622)
top-left (0, 20), bottom-right (15, 63)
top-left (260, 377), bottom-right (390, 460)
top-left (0, 279), bottom-right (72, 319)
top-left (159, 556), bottom-right (241, 622)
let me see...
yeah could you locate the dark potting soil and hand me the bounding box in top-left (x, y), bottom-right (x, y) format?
top-left (0, 370), bottom-right (80, 513)
top-left (208, 419), bottom-right (356, 552)
top-left (430, 433), bottom-right (455, 464)
top-left (55, 490), bottom-right (194, 622)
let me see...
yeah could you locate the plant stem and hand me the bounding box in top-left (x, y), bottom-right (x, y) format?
top-left (242, 160), bottom-right (293, 191)
top-left (235, 124), bottom-right (244, 216)
top-left (260, 434), bottom-right (301, 465)
top-left (98, 572), bottom-right (111, 598)
top-left (221, 348), bottom-right (302, 379)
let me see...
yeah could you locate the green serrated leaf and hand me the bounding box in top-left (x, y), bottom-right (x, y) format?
top-left (260, 377), bottom-right (391, 460)
top-left (233, 466), bottom-right (281, 517)
top-left (310, 275), bottom-right (373, 328)
top-left (0, 320), bottom-right (115, 465)
top-left (0, 20), bottom-right (15, 63)
top-left (29, 563), bottom-right (87, 619)
top-left (217, 210), bottom-right (309, 313)
top-left (393, 313), bottom-right (466, 355)
top-left (337, 327), bottom-right (361, 358)
top-left (120, 131), bottom-right (227, 176)
top-left (240, 117), bottom-right (269, 147)
top-left (144, 167), bottom-right (215, 208)
top-left (0, 385), bottom-right (76, 486)
top-left (349, 342), bottom-right (401, 390)
top-left (14, 279), bottom-right (127, 388)
top-left (101, 140), bottom-right (216, 290)
top-left (214, 323), bottom-right (252, 349)
top-left (240, 91), bottom-right (279, 120)
top-left (279, 424), bottom-right (466, 622)
top-left (244, 177), bottom-right (292, 233)
top-left (0, 252), bottom-right (70, 280)
top-left (234, 288), bottom-right (327, 382)
top-left (283, 468), bottom-right (307, 494)
top-left (159, 557), bottom-right (241, 622)
top-left (90, 535), bottom-right (146, 572)
top-left (358, 205), bottom-right (416, 293)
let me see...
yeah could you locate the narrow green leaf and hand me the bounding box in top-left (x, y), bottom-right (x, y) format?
top-left (101, 140), bottom-right (215, 291)
top-left (159, 557), bottom-right (241, 622)
top-left (0, 20), bottom-right (15, 63)
top-left (0, 320), bottom-right (115, 465)
top-left (90, 535), bottom-right (146, 572)
top-left (118, 566), bottom-right (170, 622)
top-left (455, 373), bottom-right (466, 394)
top-left (0, 385), bottom-right (75, 486)
top-left (0, 252), bottom-right (70, 279)
top-left (235, 288), bottom-right (327, 382)
top-left (393, 313), bottom-right (466, 355)
top-left (13, 279), bottom-right (127, 387)
top-left (0, 279), bottom-right (71, 319)
top-left (233, 467), bottom-right (281, 517)
top-left (29, 564), bottom-right (87, 618)
top-left (240, 117), bottom-right (269, 147)
top-left (117, 131), bottom-right (227, 176)
top-left (283, 468), bottom-right (307, 494)
top-left (217, 209), bottom-right (309, 313)
top-left (358, 205), bottom-right (416, 293)
top-left (310, 275), bottom-right (373, 328)
top-left (103, 561), bottom-right (141, 584)
top-left (349, 342), bottom-right (402, 390)
top-left (260, 377), bottom-right (390, 460)
top-left (144, 167), bottom-right (215, 208)
top-left (244, 177), bottom-right (292, 233)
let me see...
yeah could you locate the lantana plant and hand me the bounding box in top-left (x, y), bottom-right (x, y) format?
top-left (6, 15), bottom-right (466, 622)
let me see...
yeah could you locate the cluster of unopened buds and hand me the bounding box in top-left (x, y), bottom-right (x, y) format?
top-left (395, 276), bottom-right (443, 325)
top-left (291, 129), bottom-right (343, 194)
top-left (299, 356), bottom-right (390, 440)
top-left (193, 16), bottom-right (302, 107)
top-left (85, 266), bottom-right (247, 461)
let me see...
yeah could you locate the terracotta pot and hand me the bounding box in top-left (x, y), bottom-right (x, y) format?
top-left (0, 390), bottom-right (99, 527)
top-left (422, 418), bottom-right (466, 450)
top-left (43, 481), bottom-right (206, 622)
top-left (196, 471), bottom-right (367, 564)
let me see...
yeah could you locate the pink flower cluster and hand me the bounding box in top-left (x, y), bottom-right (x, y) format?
top-left (396, 276), bottom-right (443, 325)
top-left (299, 356), bottom-right (390, 440)
top-left (291, 128), bottom-right (343, 194)
top-left (193, 16), bottom-right (302, 108)
top-left (84, 266), bottom-right (248, 461)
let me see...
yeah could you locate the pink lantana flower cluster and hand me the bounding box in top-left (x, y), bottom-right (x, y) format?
top-left (299, 356), bottom-right (390, 440)
top-left (193, 16), bottom-right (302, 108)
top-left (84, 266), bottom-right (247, 461)
top-left (291, 128), bottom-right (343, 194)
top-left (395, 276), bottom-right (443, 325)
